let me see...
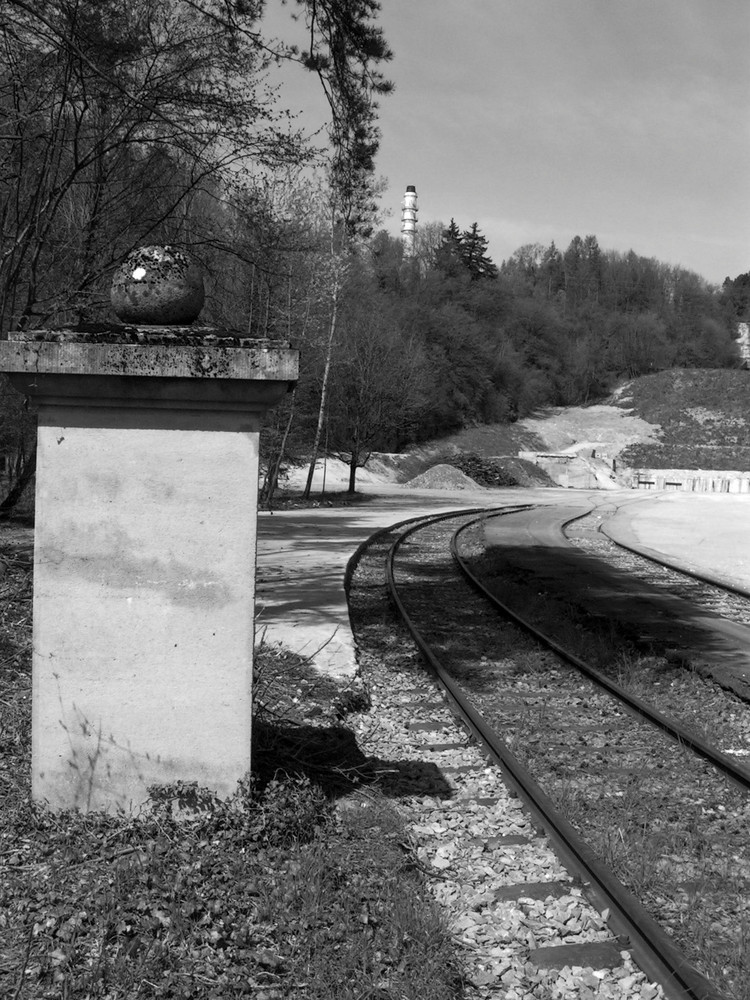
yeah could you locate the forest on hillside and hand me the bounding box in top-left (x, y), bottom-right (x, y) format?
top-left (259, 224), bottom-right (745, 493)
top-left (0, 0), bottom-right (746, 503)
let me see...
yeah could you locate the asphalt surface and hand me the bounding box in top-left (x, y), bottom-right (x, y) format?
top-left (482, 496), bottom-right (750, 699)
top-left (255, 485), bottom-right (750, 678)
top-left (255, 484), bottom-right (495, 675)
top-left (603, 491), bottom-right (750, 594)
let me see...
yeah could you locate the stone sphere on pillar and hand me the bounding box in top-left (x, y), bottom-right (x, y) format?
top-left (110, 245), bottom-right (205, 325)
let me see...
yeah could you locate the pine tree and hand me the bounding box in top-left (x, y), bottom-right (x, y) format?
top-left (460, 222), bottom-right (498, 280)
top-left (433, 218), bottom-right (465, 275)
top-left (563, 235), bottom-right (585, 310)
top-left (581, 235), bottom-right (603, 303)
top-left (540, 242), bottom-right (565, 299)
top-left (443, 219), bottom-right (464, 255)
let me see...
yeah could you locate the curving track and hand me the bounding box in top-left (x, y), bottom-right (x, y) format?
top-left (360, 502), bottom-right (750, 1000)
top-left (480, 502), bottom-right (750, 693)
top-left (564, 499), bottom-right (750, 700)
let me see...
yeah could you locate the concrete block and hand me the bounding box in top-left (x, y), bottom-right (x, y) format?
top-left (0, 326), bottom-right (297, 813)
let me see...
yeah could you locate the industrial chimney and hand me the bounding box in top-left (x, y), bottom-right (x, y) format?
top-left (401, 185), bottom-right (418, 256)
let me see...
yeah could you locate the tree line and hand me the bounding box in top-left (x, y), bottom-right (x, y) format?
top-left (0, 1), bottom-right (744, 505)
top-left (260, 222), bottom-right (744, 496)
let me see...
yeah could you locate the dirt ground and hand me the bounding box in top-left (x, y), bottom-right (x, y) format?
top-left (517, 403), bottom-right (661, 456)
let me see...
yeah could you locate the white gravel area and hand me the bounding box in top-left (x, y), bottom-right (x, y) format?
top-left (405, 465), bottom-right (484, 490)
top-left (351, 668), bottom-right (667, 1000)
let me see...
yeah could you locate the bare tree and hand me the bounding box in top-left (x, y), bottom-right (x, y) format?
top-left (328, 298), bottom-right (430, 494)
top-left (0, 1), bottom-right (394, 511)
top-left (0, 0), bottom-right (312, 330)
top-left (302, 221), bottom-right (349, 499)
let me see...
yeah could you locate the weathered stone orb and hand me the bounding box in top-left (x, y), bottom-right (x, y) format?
top-left (110, 246), bottom-right (205, 325)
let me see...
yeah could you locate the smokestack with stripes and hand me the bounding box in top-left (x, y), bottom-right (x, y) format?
top-left (401, 185), bottom-right (418, 257)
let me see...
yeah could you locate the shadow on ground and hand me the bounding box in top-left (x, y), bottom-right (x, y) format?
top-left (253, 719), bottom-right (454, 801)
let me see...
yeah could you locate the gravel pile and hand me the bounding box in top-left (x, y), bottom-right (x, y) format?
top-left (405, 464), bottom-right (483, 490)
top-left (449, 453), bottom-right (521, 488)
top-left (348, 664), bottom-right (666, 1000)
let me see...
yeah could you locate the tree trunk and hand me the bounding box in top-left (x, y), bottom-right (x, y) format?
top-left (303, 274), bottom-right (340, 500)
top-left (347, 424), bottom-right (359, 494)
top-left (0, 449), bottom-right (36, 519)
top-left (265, 389), bottom-right (296, 510)
top-left (347, 451), bottom-right (358, 494)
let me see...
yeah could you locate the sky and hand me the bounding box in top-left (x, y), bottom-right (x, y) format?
top-left (264, 1), bottom-right (750, 285)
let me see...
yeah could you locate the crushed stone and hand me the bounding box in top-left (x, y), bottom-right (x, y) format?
top-left (405, 464), bottom-right (483, 490)
top-left (348, 669), bottom-right (667, 1000)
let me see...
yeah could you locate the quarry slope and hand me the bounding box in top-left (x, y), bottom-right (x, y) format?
top-left (283, 368), bottom-right (749, 492)
top-left (417, 368), bottom-right (750, 477)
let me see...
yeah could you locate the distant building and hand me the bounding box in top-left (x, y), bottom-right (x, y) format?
top-left (400, 185), bottom-right (418, 257)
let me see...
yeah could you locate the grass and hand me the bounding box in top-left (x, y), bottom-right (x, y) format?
top-left (1, 777), bottom-right (461, 999)
top-left (464, 552), bottom-right (649, 670)
top-left (260, 487), bottom-right (383, 511)
top-left (0, 551), bottom-right (464, 1000)
top-left (551, 773), bottom-right (750, 997)
top-left (616, 368), bottom-right (750, 470)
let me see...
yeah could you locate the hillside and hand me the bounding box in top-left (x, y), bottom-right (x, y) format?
top-left (284, 369), bottom-right (750, 493)
top-left (614, 369), bottom-right (750, 471)
top-left (408, 368), bottom-right (750, 476)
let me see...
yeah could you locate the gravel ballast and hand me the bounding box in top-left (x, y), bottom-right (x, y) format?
top-left (346, 524), bottom-right (668, 1000)
top-left (348, 667), bottom-right (666, 999)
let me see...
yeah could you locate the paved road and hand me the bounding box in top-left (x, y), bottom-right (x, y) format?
top-left (603, 491), bottom-right (750, 594)
top-left (255, 486), bottom-right (750, 678)
top-left (255, 484), bottom-right (497, 675)
top-left (482, 498), bottom-right (750, 698)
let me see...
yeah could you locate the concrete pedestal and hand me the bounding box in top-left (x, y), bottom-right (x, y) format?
top-left (0, 328), bottom-right (297, 812)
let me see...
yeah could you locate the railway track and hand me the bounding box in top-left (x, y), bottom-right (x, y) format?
top-left (347, 504), bottom-right (750, 1000)
top-left (565, 503), bottom-right (750, 699)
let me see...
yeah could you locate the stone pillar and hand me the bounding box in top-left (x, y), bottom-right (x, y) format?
top-left (0, 325), bottom-right (297, 812)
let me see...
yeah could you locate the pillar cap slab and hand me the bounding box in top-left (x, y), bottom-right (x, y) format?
top-left (0, 326), bottom-right (298, 381)
top-left (0, 325), bottom-right (298, 412)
